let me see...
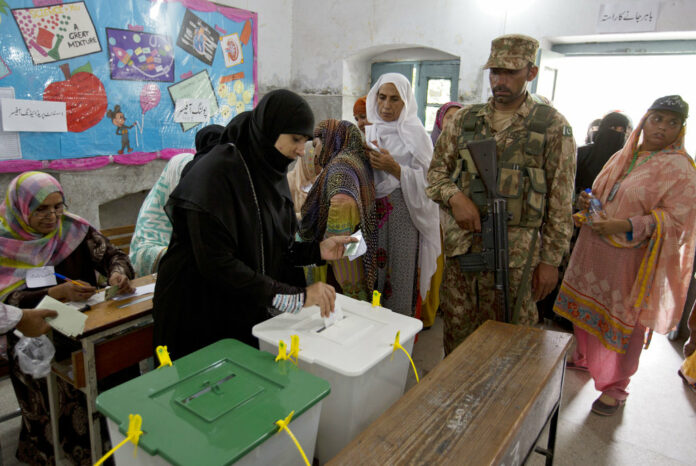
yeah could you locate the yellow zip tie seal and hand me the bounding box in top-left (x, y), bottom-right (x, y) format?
top-left (95, 414), bottom-right (143, 465)
top-left (275, 340), bottom-right (288, 362)
top-left (289, 335), bottom-right (300, 362)
top-left (156, 345), bottom-right (172, 368)
top-left (275, 411), bottom-right (310, 466)
top-left (391, 331), bottom-right (419, 383)
top-left (276, 336), bottom-right (300, 365)
top-left (372, 290), bottom-right (381, 307)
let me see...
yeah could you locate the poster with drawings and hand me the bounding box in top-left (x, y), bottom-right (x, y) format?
top-left (220, 33), bottom-right (243, 68)
top-left (11, 1), bottom-right (101, 65)
top-left (0, 0), bottom-right (257, 165)
top-left (106, 28), bottom-right (175, 82)
top-left (176, 9), bottom-right (219, 66)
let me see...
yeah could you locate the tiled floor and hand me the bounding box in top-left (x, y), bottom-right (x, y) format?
top-left (0, 317), bottom-right (693, 465)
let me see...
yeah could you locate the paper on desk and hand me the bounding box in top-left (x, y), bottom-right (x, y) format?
top-left (37, 295), bottom-right (87, 337)
top-left (111, 283), bottom-right (156, 301)
top-left (343, 230), bottom-right (367, 261)
top-left (65, 291), bottom-right (105, 310)
top-left (323, 301), bottom-right (345, 329)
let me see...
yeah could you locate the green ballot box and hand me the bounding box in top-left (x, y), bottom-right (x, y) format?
top-left (96, 339), bottom-right (330, 466)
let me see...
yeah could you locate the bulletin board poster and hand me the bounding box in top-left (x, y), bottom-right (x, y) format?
top-left (0, 0), bottom-right (257, 169)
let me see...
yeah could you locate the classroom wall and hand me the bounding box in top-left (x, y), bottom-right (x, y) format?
top-left (290, 0), bottom-right (696, 120)
top-left (0, 0), bottom-right (293, 228)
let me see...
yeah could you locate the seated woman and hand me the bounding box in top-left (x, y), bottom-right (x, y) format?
top-left (153, 90), bottom-right (355, 359)
top-left (287, 139), bottom-right (320, 218)
top-left (300, 119), bottom-right (377, 301)
top-left (0, 171), bottom-right (134, 464)
top-left (130, 124), bottom-right (223, 276)
top-left (554, 96), bottom-right (696, 416)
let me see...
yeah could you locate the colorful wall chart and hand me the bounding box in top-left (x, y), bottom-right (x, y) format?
top-left (0, 0), bottom-right (257, 170)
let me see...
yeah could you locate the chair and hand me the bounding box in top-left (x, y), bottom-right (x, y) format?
top-left (100, 225), bottom-right (135, 255)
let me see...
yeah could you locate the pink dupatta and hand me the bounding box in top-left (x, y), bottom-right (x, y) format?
top-left (592, 115), bottom-right (696, 334)
top-left (0, 172), bottom-right (90, 300)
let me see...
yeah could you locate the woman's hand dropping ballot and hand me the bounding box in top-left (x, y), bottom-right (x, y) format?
top-left (305, 282), bottom-right (336, 318)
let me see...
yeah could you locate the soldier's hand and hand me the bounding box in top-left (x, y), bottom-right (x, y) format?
top-left (532, 262), bottom-right (558, 301)
top-left (449, 192), bottom-right (481, 232)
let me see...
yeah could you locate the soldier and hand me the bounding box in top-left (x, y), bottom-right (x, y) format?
top-left (427, 34), bottom-right (576, 354)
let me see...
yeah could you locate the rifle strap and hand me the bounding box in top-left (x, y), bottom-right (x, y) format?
top-left (512, 232), bottom-right (537, 324)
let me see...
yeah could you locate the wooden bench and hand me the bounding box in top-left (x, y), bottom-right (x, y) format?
top-left (329, 321), bottom-right (573, 465)
top-left (100, 224), bottom-right (135, 255)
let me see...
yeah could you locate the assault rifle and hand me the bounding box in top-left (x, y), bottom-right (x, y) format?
top-left (455, 139), bottom-right (511, 323)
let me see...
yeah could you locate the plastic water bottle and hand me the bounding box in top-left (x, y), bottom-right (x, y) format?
top-left (585, 188), bottom-right (604, 224)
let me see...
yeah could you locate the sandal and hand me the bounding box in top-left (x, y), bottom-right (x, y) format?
top-left (566, 360), bottom-right (589, 372)
top-left (678, 369), bottom-right (696, 393)
top-left (591, 396), bottom-right (625, 416)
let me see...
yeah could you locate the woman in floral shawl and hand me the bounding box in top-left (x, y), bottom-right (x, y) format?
top-left (0, 171), bottom-right (134, 464)
top-left (554, 96), bottom-right (696, 415)
top-left (300, 119), bottom-right (377, 301)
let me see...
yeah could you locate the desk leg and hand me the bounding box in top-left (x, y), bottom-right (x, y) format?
top-left (47, 371), bottom-right (62, 464)
top-left (544, 406), bottom-right (560, 465)
top-left (83, 338), bottom-right (102, 464)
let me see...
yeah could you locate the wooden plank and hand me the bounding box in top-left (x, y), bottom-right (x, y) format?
top-left (328, 321), bottom-right (573, 465)
top-left (82, 275), bottom-right (155, 335)
top-left (100, 225), bottom-right (135, 237)
top-left (71, 351), bottom-right (85, 388)
top-left (94, 324), bottom-right (153, 381)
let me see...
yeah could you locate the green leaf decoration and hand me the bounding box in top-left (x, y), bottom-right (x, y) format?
top-left (71, 62), bottom-right (93, 75)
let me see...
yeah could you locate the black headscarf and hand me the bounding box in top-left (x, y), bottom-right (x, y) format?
top-left (167, 89), bottom-right (314, 275)
top-left (576, 112), bottom-right (630, 194)
top-left (180, 124), bottom-right (224, 178)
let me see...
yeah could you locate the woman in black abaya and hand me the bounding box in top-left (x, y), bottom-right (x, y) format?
top-left (153, 90), bottom-right (353, 359)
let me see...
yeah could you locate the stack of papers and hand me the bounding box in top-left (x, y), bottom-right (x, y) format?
top-left (36, 295), bottom-right (88, 337)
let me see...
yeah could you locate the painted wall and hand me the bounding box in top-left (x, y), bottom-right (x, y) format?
top-left (214, 0), bottom-right (294, 92)
top-left (0, 0), bottom-right (293, 228)
top-left (291, 0), bottom-right (696, 119)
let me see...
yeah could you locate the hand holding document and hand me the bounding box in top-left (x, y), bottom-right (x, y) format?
top-left (343, 230), bottom-right (367, 261)
top-left (36, 295), bottom-right (88, 337)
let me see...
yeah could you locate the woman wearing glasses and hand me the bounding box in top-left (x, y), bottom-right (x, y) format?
top-left (0, 171), bottom-right (134, 464)
top-left (554, 96), bottom-right (696, 416)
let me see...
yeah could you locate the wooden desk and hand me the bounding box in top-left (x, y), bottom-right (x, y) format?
top-left (329, 321), bottom-right (573, 466)
top-left (47, 274), bottom-right (156, 465)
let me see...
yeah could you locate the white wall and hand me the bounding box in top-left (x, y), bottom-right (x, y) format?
top-left (290, 0), bottom-right (696, 119)
top-left (214, 0), bottom-right (294, 92)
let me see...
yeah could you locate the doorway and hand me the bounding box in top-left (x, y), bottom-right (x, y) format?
top-left (535, 41), bottom-right (696, 153)
top-left (371, 60), bottom-right (460, 130)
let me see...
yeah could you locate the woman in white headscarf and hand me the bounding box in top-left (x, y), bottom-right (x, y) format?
top-left (365, 73), bottom-right (441, 317)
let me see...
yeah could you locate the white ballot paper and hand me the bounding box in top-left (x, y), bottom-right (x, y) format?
top-left (344, 229), bottom-right (367, 261)
top-left (37, 295), bottom-right (88, 337)
top-left (111, 282), bottom-right (156, 301)
top-left (323, 301), bottom-right (345, 329)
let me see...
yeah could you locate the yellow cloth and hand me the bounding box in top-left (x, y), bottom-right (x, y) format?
top-left (420, 229), bottom-right (444, 328)
top-left (683, 350), bottom-right (696, 379)
top-left (326, 195), bottom-right (368, 301)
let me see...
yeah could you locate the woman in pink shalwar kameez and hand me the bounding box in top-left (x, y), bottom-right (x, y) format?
top-left (555, 95), bottom-right (696, 415)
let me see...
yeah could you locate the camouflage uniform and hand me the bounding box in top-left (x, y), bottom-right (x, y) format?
top-left (427, 35), bottom-right (576, 354)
